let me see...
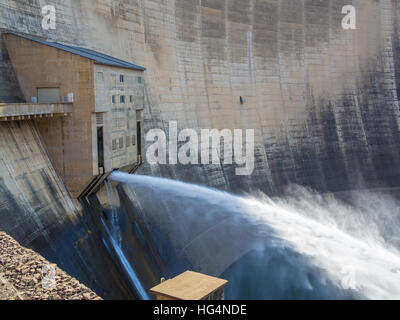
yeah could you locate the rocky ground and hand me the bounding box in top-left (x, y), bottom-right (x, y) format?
top-left (0, 232), bottom-right (102, 300)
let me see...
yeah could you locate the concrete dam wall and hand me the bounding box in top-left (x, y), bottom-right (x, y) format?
top-left (1, 0), bottom-right (400, 299)
top-left (1, 0), bottom-right (400, 194)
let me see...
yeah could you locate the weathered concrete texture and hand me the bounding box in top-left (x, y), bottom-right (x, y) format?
top-left (1, 0), bottom-right (400, 195)
top-left (0, 119), bottom-right (82, 288)
top-left (136, 0), bottom-right (400, 195)
top-left (0, 120), bottom-right (78, 242)
top-left (144, 0), bottom-right (400, 194)
top-left (0, 232), bottom-right (101, 300)
top-left (0, 119), bottom-right (83, 280)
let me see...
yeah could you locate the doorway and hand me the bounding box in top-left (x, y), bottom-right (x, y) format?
top-left (137, 121), bottom-right (142, 159)
top-left (97, 126), bottom-right (104, 173)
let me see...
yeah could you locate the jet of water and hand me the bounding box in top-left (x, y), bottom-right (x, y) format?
top-left (110, 172), bottom-right (400, 300)
top-left (104, 179), bottom-right (122, 247)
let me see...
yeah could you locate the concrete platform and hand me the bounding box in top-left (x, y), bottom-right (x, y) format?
top-left (150, 271), bottom-right (228, 300)
top-left (0, 103), bottom-right (72, 121)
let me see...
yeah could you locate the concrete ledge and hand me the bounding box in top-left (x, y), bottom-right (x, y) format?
top-left (0, 103), bottom-right (72, 121)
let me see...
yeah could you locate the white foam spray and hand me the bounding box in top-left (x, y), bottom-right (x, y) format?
top-left (110, 172), bottom-right (400, 300)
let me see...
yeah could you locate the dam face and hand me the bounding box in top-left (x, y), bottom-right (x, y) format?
top-left (1, 0), bottom-right (400, 299)
top-left (1, 0), bottom-right (400, 194)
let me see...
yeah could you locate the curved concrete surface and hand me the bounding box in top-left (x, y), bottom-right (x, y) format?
top-left (0, 0), bottom-right (399, 194)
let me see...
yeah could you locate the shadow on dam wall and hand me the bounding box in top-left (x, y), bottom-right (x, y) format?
top-left (2, 0), bottom-right (400, 197)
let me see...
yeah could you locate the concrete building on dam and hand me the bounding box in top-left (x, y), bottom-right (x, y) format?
top-left (2, 32), bottom-right (146, 197)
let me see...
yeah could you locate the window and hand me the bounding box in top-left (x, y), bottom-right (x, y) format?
top-left (130, 96), bottom-right (134, 103)
top-left (96, 113), bottom-right (104, 126)
top-left (112, 95), bottom-right (116, 103)
top-left (240, 96), bottom-right (244, 105)
top-left (97, 72), bottom-right (104, 82)
top-left (119, 137), bottom-right (124, 149)
top-left (120, 95), bottom-right (125, 103)
top-left (126, 136), bottom-right (131, 147)
top-left (138, 76), bottom-right (142, 84)
top-left (37, 88), bottom-right (60, 103)
top-left (112, 139), bottom-right (117, 151)
top-left (97, 127), bottom-right (104, 169)
top-left (120, 75), bottom-right (124, 83)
